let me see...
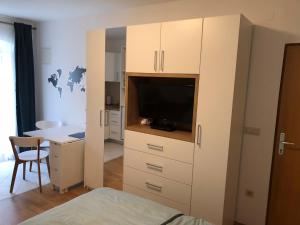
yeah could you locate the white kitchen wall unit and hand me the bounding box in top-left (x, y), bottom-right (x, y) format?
top-left (105, 52), bottom-right (121, 82)
top-left (84, 30), bottom-right (105, 189)
top-left (123, 14), bottom-right (252, 225)
top-left (126, 18), bottom-right (203, 74)
top-left (50, 140), bottom-right (84, 193)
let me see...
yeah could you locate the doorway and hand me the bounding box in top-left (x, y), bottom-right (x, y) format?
top-left (267, 44), bottom-right (300, 225)
top-left (103, 27), bottom-right (126, 190)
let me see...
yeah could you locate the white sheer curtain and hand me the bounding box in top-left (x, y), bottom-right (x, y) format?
top-left (0, 23), bottom-right (16, 162)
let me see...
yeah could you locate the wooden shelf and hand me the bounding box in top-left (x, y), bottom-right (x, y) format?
top-left (126, 123), bottom-right (194, 143)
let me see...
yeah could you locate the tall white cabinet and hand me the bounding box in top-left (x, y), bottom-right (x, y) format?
top-left (85, 14), bottom-right (252, 225)
top-left (84, 30), bottom-right (105, 189)
top-left (123, 15), bottom-right (252, 225)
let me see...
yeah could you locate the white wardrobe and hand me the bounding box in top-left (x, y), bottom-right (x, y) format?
top-left (85, 14), bottom-right (252, 225)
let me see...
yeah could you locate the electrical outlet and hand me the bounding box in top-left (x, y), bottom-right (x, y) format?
top-left (245, 189), bottom-right (255, 198)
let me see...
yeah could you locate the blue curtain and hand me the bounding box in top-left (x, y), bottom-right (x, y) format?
top-left (14, 23), bottom-right (36, 138)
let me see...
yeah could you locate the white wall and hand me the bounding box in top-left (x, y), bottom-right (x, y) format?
top-left (35, 0), bottom-right (300, 224)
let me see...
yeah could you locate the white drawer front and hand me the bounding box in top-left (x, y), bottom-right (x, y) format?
top-left (124, 130), bottom-right (194, 163)
top-left (124, 167), bottom-right (191, 205)
top-left (124, 148), bottom-right (193, 185)
top-left (110, 124), bottom-right (121, 140)
top-left (109, 111), bottom-right (120, 124)
top-left (123, 184), bottom-right (190, 214)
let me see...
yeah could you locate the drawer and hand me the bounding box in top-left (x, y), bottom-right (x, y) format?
top-left (109, 111), bottom-right (120, 124)
top-left (124, 130), bottom-right (194, 163)
top-left (124, 167), bottom-right (191, 205)
top-left (123, 184), bottom-right (190, 214)
top-left (110, 124), bottom-right (121, 140)
top-left (124, 148), bottom-right (193, 185)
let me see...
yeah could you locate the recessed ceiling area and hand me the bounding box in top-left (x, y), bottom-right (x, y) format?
top-left (0, 0), bottom-right (176, 21)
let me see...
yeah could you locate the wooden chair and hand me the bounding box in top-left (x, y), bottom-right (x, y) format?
top-left (9, 136), bottom-right (50, 193)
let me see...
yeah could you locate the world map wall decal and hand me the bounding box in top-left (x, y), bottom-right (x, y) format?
top-left (48, 66), bottom-right (86, 98)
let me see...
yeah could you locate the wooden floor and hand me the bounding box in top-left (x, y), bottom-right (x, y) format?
top-left (0, 157), bottom-right (123, 225)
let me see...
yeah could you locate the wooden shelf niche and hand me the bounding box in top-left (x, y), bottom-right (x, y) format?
top-left (125, 73), bottom-right (199, 143)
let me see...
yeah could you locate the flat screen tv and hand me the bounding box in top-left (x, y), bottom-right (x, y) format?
top-left (137, 78), bottom-right (195, 131)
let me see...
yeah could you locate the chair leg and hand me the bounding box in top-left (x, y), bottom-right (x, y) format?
top-left (46, 156), bottom-right (51, 178)
top-left (10, 162), bottom-right (19, 193)
top-left (29, 161), bottom-right (33, 172)
top-left (23, 162), bottom-right (26, 180)
top-left (37, 159), bottom-right (42, 193)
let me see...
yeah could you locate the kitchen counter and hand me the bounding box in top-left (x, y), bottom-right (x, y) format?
top-left (105, 104), bottom-right (120, 111)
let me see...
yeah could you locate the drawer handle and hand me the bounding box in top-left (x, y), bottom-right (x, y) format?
top-left (111, 120), bottom-right (119, 123)
top-left (145, 182), bottom-right (162, 192)
top-left (54, 155), bottom-right (59, 158)
top-left (54, 168), bottom-right (58, 172)
top-left (147, 144), bottom-right (163, 152)
top-left (146, 163), bottom-right (163, 172)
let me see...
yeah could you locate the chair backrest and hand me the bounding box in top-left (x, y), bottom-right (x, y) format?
top-left (9, 136), bottom-right (43, 161)
top-left (36, 120), bottom-right (62, 130)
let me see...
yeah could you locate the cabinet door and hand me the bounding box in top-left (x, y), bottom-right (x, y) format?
top-left (126, 23), bottom-right (161, 73)
top-left (191, 15), bottom-right (242, 225)
top-left (160, 19), bottom-right (202, 74)
top-left (85, 30), bottom-right (105, 189)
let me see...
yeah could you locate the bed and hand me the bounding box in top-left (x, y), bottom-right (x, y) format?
top-left (19, 188), bottom-right (213, 225)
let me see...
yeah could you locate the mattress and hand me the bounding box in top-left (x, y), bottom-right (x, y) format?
top-left (19, 188), bottom-right (213, 225)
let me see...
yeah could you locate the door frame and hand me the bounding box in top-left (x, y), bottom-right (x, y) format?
top-left (266, 43), bottom-right (300, 224)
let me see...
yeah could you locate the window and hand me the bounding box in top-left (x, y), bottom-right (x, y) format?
top-left (0, 23), bottom-right (16, 162)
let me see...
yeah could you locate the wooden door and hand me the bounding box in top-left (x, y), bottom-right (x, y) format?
top-left (126, 23), bottom-right (161, 73)
top-left (267, 44), bottom-right (300, 225)
top-left (160, 18), bottom-right (202, 74)
top-left (84, 30), bottom-right (105, 189)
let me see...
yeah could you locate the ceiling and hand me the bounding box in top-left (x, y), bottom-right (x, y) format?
top-left (0, 0), bottom-right (175, 21)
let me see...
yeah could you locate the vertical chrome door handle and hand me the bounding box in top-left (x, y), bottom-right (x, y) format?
top-left (279, 132), bottom-right (295, 155)
top-left (105, 111), bottom-right (109, 126)
top-left (99, 110), bottom-right (103, 127)
top-left (154, 51), bottom-right (158, 72)
top-left (197, 124), bottom-right (202, 146)
top-left (161, 50), bottom-right (165, 72)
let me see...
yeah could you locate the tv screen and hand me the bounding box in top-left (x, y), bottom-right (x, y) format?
top-left (137, 78), bottom-right (195, 131)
